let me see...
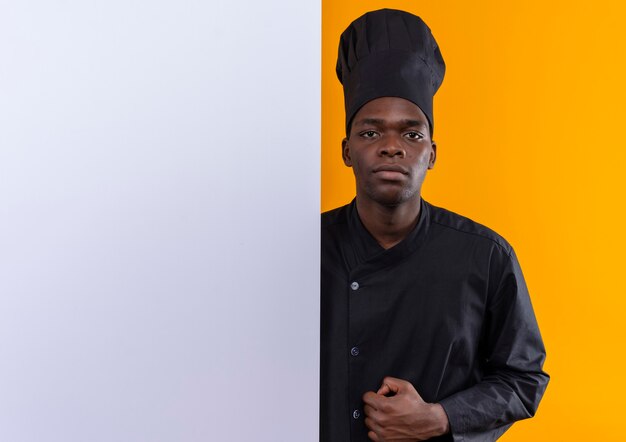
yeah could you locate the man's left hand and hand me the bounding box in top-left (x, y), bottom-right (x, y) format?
top-left (362, 376), bottom-right (450, 442)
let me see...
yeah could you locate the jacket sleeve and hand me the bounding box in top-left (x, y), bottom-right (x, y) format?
top-left (438, 247), bottom-right (549, 441)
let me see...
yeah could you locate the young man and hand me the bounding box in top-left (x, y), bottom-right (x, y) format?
top-left (320, 9), bottom-right (549, 442)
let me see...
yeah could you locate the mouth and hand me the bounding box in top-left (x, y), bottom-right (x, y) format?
top-left (372, 164), bottom-right (409, 180)
top-left (373, 164), bottom-right (409, 174)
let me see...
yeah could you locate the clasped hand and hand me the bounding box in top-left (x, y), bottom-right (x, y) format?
top-left (362, 376), bottom-right (450, 442)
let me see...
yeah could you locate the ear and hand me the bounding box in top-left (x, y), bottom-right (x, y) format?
top-left (428, 141), bottom-right (437, 169)
top-left (342, 138), bottom-right (352, 167)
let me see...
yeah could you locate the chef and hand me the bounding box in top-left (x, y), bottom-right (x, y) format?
top-left (321, 8), bottom-right (549, 442)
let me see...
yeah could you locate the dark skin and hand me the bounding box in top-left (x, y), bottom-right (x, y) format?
top-left (342, 97), bottom-right (436, 249)
top-left (342, 97), bottom-right (450, 441)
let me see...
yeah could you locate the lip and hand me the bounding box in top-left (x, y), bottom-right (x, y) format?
top-left (372, 164), bottom-right (409, 175)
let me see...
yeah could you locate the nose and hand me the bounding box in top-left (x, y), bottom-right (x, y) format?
top-left (379, 135), bottom-right (405, 158)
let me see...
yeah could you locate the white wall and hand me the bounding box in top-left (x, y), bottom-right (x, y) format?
top-left (0, 1), bottom-right (320, 441)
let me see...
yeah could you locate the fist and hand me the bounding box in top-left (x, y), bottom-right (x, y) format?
top-left (362, 377), bottom-right (449, 441)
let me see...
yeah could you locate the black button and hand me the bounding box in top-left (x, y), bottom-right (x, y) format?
top-left (352, 409), bottom-right (360, 419)
top-left (350, 346), bottom-right (360, 356)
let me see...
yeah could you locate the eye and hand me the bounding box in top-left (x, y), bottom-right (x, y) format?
top-left (359, 130), bottom-right (379, 139)
top-left (405, 131), bottom-right (424, 140)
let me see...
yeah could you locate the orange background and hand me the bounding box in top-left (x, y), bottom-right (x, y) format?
top-left (322, 1), bottom-right (626, 440)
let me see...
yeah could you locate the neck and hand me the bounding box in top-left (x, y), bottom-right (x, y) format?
top-left (355, 195), bottom-right (422, 250)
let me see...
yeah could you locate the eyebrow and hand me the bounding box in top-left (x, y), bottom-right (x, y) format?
top-left (354, 118), bottom-right (427, 129)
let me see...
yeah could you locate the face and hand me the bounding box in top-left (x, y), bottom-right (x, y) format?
top-left (342, 97), bottom-right (436, 207)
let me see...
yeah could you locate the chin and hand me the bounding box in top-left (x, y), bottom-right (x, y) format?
top-left (368, 188), bottom-right (418, 207)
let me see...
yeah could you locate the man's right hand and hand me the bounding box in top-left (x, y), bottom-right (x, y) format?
top-left (362, 376), bottom-right (450, 441)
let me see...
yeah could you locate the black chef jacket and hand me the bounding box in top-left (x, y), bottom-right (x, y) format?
top-left (320, 199), bottom-right (549, 442)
